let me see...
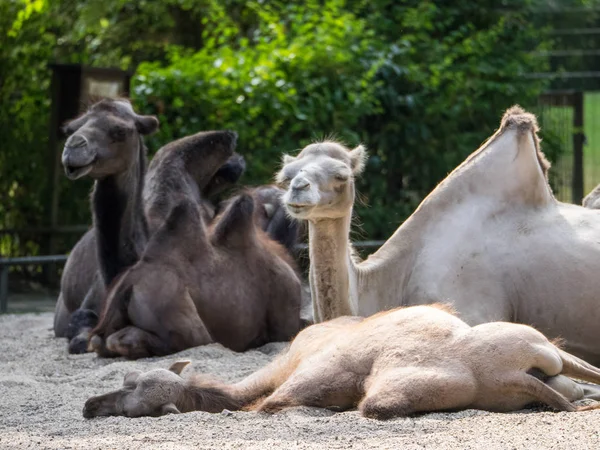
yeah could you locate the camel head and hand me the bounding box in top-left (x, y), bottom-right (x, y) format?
top-left (83, 361), bottom-right (191, 418)
top-left (277, 141), bottom-right (367, 220)
top-left (61, 98), bottom-right (159, 180)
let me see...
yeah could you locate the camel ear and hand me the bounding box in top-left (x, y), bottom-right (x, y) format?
top-left (123, 370), bottom-right (143, 387)
top-left (135, 114), bottom-right (160, 135)
top-left (168, 360), bottom-right (191, 375)
top-left (61, 115), bottom-right (88, 137)
top-left (349, 145), bottom-right (367, 175)
top-left (282, 154), bottom-right (296, 165)
top-left (160, 403), bottom-right (182, 415)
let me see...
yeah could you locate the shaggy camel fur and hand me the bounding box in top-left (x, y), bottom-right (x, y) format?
top-left (57, 99), bottom-right (158, 353)
top-left (583, 183), bottom-right (600, 209)
top-left (278, 106), bottom-right (600, 365)
top-left (88, 133), bottom-right (302, 359)
top-left (83, 304), bottom-right (600, 419)
top-left (54, 129), bottom-right (247, 348)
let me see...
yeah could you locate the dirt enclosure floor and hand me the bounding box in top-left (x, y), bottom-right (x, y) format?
top-left (2, 313), bottom-right (600, 450)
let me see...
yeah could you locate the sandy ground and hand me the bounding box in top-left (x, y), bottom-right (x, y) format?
top-left (2, 313), bottom-right (600, 450)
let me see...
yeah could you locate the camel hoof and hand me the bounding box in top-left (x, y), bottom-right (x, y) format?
top-left (68, 335), bottom-right (90, 354)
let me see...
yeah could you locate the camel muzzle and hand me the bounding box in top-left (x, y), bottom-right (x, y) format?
top-left (62, 136), bottom-right (96, 180)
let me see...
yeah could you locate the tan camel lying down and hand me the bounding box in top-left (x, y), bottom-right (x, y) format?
top-left (83, 304), bottom-right (600, 419)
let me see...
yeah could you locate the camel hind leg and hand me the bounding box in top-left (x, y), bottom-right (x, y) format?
top-left (358, 367), bottom-right (477, 420)
top-left (503, 372), bottom-right (576, 412)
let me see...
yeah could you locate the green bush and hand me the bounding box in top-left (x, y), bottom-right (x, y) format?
top-left (133, 1), bottom-right (384, 183)
top-left (1, 0), bottom-right (571, 257)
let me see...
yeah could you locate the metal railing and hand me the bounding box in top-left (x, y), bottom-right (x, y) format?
top-left (0, 241), bottom-right (386, 314)
top-left (0, 255), bottom-right (68, 313)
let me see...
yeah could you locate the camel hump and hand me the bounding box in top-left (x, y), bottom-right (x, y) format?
top-left (211, 193), bottom-right (256, 247)
top-left (165, 200), bottom-right (202, 232)
top-left (500, 105), bottom-right (539, 134)
top-left (143, 200), bottom-right (207, 260)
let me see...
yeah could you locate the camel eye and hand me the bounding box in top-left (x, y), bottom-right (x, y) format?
top-left (334, 173), bottom-right (349, 182)
top-left (110, 125), bottom-right (129, 142)
top-left (278, 176), bottom-right (291, 188)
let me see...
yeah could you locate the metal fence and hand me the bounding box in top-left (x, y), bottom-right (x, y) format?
top-left (0, 241), bottom-right (386, 314)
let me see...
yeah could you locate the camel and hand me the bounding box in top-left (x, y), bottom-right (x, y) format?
top-left (277, 106), bottom-right (600, 365)
top-left (57, 98), bottom-right (158, 353)
top-left (83, 303), bottom-right (600, 419)
top-left (55, 128), bottom-right (300, 351)
top-left (88, 139), bottom-right (303, 359)
top-left (55, 121), bottom-right (250, 351)
top-left (218, 185), bottom-right (301, 255)
top-left (583, 183), bottom-right (600, 209)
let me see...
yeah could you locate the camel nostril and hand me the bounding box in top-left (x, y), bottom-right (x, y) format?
top-left (292, 182), bottom-right (310, 192)
top-left (66, 134), bottom-right (88, 149)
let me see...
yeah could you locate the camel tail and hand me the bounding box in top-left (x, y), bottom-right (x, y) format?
top-left (558, 348), bottom-right (600, 385)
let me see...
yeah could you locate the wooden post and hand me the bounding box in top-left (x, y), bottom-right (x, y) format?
top-left (45, 67), bottom-right (62, 283)
top-left (0, 265), bottom-right (8, 314)
top-left (572, 92), bottom-right (584, 205)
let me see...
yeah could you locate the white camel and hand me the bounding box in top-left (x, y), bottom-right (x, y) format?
top-left (278, 106), bottom-right (600, 365)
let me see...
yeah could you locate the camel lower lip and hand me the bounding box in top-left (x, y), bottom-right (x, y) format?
top-left (287, 204), bottom-right (312, 214)
top-left (65, 163), bottom-right (93, 180)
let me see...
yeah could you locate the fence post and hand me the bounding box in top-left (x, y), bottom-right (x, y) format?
top-left (572, 91), bottom-right (585, 205)
top-left (0, 265), bottom-right (8, 314)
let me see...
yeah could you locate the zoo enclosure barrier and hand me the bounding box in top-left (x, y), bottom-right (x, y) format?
top-left (0, 241), bottom-right (386, 314)
top-left (0, 254), bottom-right (68, 314)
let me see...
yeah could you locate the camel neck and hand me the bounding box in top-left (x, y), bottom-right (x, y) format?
top-left (92, 137), bottom-right (148, 285)
top-left (308, 214), bottom-right (356, 321)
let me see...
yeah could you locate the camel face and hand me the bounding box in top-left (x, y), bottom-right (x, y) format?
top-left (277, 142), bottom-right (366, 220)
top-left (61, 98), bottom-right (158, 180)
top-left (83, 362), bottom-right (190, 418)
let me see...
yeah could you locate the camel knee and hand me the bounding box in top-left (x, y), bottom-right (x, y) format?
top-left (359, 395), bottom-right (411, 420)
top-left (106, 330), bottom-right (148, 359)
top-left (65, 308), bottom-right (98, 340)
top-left (545, 375), bottom-right (585, 402)
top-left (256, 395), bottom-right (296, 414)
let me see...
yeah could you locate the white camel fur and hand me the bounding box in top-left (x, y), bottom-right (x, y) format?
top-left (278, 106), bottom-right (600, 365)
top-left (83, 304), bottom-right (600, 419)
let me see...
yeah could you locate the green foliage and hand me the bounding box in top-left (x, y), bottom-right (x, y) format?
top-left (1, 0), bottom-right (586, 257)
top-left (133, 1), bottom-right (384, 185)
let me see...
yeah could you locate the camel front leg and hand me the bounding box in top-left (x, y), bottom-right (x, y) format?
top-left (105, 326), bottom-right (169, 359)
top-left (105, 319), bottom-right (213, 360)
top-left (359, 367), bottom-right (477, 419)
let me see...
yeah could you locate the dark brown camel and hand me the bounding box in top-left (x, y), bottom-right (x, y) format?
top-left (89, 134), bottom-right (303, 359)
top-left (54, 124), bottom-right (247, 352)
top-left (57, 99), bottom-right (158, 353)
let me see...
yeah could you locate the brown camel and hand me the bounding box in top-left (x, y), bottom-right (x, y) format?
top-left (57, 98), bottom-right (158, 353)
top-left (88, 140), bottom-right (303, 359)
top-left (54, 126), bottom-right (248, 351)
top-left (83, 304), bottom-right (600, 419)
